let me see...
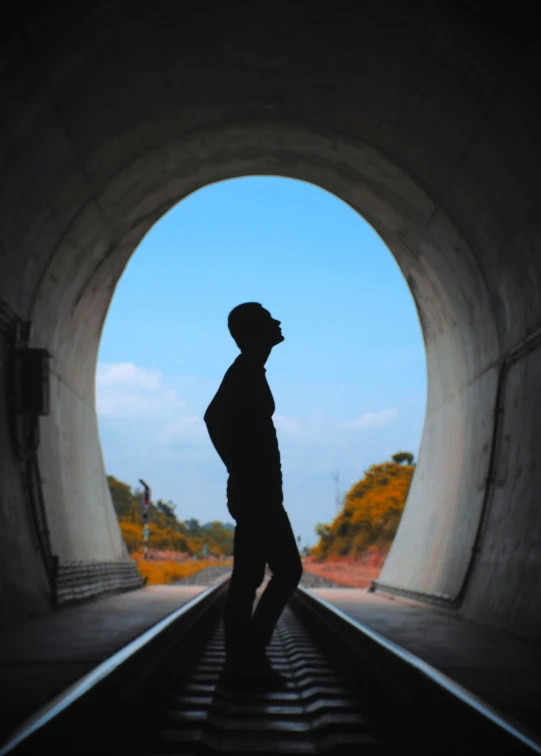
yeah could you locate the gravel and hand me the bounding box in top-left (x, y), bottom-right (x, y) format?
top-left (173, 565), bottom-right (345, 589)
top-left (174, 566), bottom-right (232, 586)
top-left (299, 571), bottom-right (344, 588)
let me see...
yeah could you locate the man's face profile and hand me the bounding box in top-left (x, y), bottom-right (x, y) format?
top-left (259, 308), bottom-right (284, 347)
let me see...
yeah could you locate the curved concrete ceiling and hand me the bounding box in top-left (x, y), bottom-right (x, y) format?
top-left (1, 3), bottom-right (540, 641)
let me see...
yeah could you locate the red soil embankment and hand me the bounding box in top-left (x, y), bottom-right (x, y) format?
top-left (301, 554), bottom-right (386, 588)
top-left (141, 549), bottom-right (230, 563)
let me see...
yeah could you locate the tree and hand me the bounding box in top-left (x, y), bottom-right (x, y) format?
top-left (201, 521), bottom-right (234, 555)
top-left (156, 499), bottom-right (177, 522)
top-left (107, 475), bottom-right (136, 517)
top-left (312, 457), bottom-right (415, 560)
top-left (107, 475), bottom-right (235, 557)
top-left (392, 451), bottom-right (414, 466)
top-left (316, 523), bottom-right (331, 539)
top-left (129, 501), bottom-right (140, 525)
top-left (184, 518), bottom-right (201, 534)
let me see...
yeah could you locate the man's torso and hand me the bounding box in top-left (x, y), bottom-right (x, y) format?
top-left (204, 355), bottom-right (283, 513)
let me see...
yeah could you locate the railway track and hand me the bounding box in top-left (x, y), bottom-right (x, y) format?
top-left (1, 576), bottom-right (539, 756)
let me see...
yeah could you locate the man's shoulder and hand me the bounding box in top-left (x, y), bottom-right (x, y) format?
top-left (224, 355), bottom-right (261, 379)
top-left (221, 357), bottom-right (242, 382)
top-left (215, 357), bottom-right (249, 391)
top-left (225, 354), bottom-right (243, 372)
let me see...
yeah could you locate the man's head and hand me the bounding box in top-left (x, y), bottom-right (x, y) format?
top-left (228, 303), bottom-right (284, 352)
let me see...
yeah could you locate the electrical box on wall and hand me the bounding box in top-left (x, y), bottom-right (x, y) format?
top-left (14, 348), bottom-right (50, 415)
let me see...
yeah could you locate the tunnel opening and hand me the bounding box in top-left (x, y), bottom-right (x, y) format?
top-left (95, 174), bottom-right (427, 581)
top-left (1, 123), bottom-right (499, 625)
top-left (2, 3), bottom-right (541, 646)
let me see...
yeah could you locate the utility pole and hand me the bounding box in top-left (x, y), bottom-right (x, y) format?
top-left (139, 479), bottom-right (151, 559)
top-left (333, 469), bottom-right (341, 514)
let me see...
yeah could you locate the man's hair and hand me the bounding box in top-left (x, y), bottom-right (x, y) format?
top-left (228, 302), bottom-right (265, 349)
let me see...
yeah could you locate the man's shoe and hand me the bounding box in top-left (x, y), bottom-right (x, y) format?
top-left (220, 667), bottom-right (258, 691)
top-left (250, 653), bottom-right (289, 689)
top-left (220, 655), bottom-right (289, 691)
top-left (220, 657), bottom-right (260, 691)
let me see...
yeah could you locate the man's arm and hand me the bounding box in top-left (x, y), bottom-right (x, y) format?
top-left (204, 395), bottom-right (234, 471)
top-left (204, 368), bottom-right (258, 474)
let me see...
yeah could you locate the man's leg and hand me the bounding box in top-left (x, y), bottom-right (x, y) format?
top-left (250, 505), bottom-right (303, 654)
top-left (223, 514), bottom-right (267, 670)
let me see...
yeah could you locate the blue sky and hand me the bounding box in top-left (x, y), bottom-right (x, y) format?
top-left (97, 177), bottom-right (426, 548)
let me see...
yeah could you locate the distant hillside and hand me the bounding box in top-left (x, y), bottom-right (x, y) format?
top-left (312, 455), bottom-right (415, 559)
top-left (107, 475), bottom-right (234, 557)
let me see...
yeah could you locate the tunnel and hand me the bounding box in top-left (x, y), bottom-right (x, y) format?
top-left (1, 2), bottom-right (540, 645)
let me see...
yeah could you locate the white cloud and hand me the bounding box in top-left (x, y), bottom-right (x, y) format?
top-left (274, 415), bottom-right (302, 433)
top-left (97, 362), bottom-right (161, 391)
top-left (96, 362), bottom-right (186, 419)
top-left (158, 414), bottom-right (207, 445)
top-left (340, 408), bottom-right (399, 430)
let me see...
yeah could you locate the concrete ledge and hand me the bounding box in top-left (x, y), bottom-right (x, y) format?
top-left (55, 560), bottom-right (143, 605)
top-left (0, 585), bottom-right (204, 742)
top-left (312, 588), bottom-right (541, 736)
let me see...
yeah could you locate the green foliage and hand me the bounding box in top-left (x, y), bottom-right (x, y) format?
top-left (312, 455), bottom-right (415, 560)
top-left (156, 499), bottom-right (177, 522)
top-left (129, 501), bottom-right (139, 524)
top-left (201, 521), bottom-right (234, 555)
top-left (392, 451), bottom-right (414, 465)
top-left (107, 476), bottom-right (134, 518)
top-left (184, 518), bottom-right (202, 535)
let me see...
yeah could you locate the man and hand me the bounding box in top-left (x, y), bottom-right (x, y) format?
top-left (204, 303), bottom-right (303, 690)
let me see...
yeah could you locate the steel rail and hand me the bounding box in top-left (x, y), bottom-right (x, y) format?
top-left (0, 575), bottom-right (230, 756)
top-left (290, 586), bottom-right (541, 754)
top-left (2, 579), bottom-right (540, 755)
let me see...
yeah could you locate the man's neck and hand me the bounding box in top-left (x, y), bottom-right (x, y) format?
top-left (240, 346), bottom-right (272, 366)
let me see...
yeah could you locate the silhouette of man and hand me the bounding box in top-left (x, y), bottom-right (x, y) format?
top-left (204, 303), bottom-right (303, 689)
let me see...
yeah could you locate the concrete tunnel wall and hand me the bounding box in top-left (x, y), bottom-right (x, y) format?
top-left (0, 3), bottom-right (540, 640)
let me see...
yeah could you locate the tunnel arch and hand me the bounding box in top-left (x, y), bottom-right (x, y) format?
top-left (1, 3), bottom-right (540, 642)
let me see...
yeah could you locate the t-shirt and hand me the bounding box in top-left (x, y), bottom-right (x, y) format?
top-left (204, 354), bottom-right (283, 504)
